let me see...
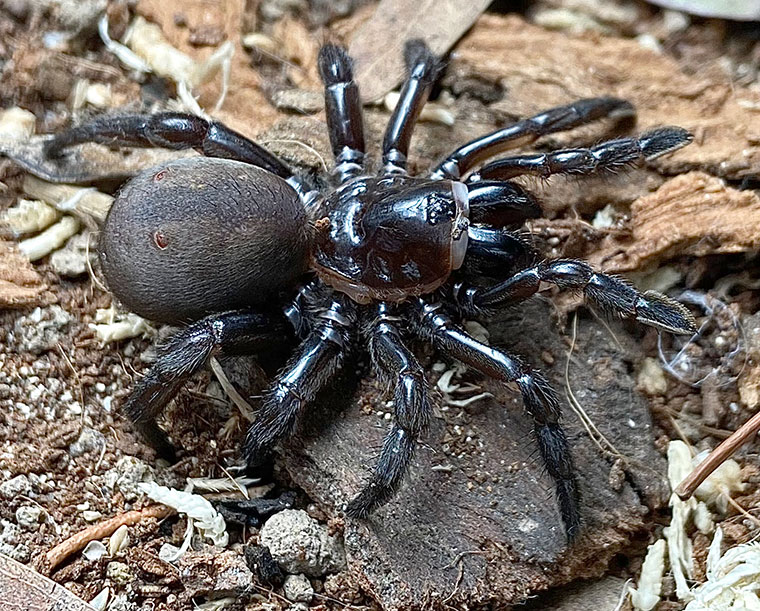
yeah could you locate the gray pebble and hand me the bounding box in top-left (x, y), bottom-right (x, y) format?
top-left (15, 505), bottom-right (45, 530)
top-left (283, 574), bottom-right (314, 603)
top-left (259, 509), bottom-right (346, 577)
top-left (69, 427), bottom-right (105, 457)
top-left (0, 474), bottom-right (32, 499)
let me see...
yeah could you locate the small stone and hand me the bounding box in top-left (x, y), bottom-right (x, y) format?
top-left (9, 306), bottom-right (72, 354)
top-left (69, 427), bottom-right (105, 457)
top-left (259, 509), bottom-right (346, 577)
top-left (50, 233), bottom-right (93, 277)
top-left (283, 574), bottom-right (314, 603)
top-left (176, 548), bottom-right (256, 599)
top-left (106, 561), bottom-right (134, 585)
top-left (637, 357), bottom-right (668, 396)
top-left (102, 457), bottom-right (153, 501)
top-left (15, 505), bottom-right (45, 530)
top-left (0, 474), bottom-right (32, 499)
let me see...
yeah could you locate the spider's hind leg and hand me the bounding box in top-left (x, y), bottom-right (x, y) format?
top-left (123, 310), bottom-right (289, 460)
top-left (346, 304), bottom-right (432, 517)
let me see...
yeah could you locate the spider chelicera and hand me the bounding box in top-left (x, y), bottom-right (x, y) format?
top-left (43, 40), bottom-right (696, 538)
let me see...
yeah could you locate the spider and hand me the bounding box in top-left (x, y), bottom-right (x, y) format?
top-left (43, 40), bottom-right (696, 539)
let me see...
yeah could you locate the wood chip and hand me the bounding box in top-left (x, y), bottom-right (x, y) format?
top-left (0, 554), bottom-right (96, 611)
top-left (0, 239), bottom-right (50, 307)
top-left (591, 172), bottom-right (760, 272)
top-left (348, 0), bottom-right (492, 102)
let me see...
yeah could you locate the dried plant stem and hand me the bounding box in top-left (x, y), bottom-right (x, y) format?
top-left (46, 504), bottom-right (173, 570)
top-left (675, 411), bottom-right (760, 500)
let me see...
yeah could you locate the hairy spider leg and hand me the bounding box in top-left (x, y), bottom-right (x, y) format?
top-left (413, 299), bottom-right (580, 539)
top-left (345, 304), bottom-right (432, 517)
top-left (469, 127), bottom-right (693, 182)
top-left (243, 297), bottom-right (355, 465)
top-left (430, 97), bottom-right (636, 180)
top-left (318, 44), bottom-right (367, 184)
top-left (462, 226), bottom-right (538, 279)
top-left (381, 39), bottom-right (441, 175)
top-left (122, 310), bottom-right (290, 460)
top-left (454, 258), bottom-right (697, 335)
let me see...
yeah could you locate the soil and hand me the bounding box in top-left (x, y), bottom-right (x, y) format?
top-left (0, 1), bottom-right (759, 610)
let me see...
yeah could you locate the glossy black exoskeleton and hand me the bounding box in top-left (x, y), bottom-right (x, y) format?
top-left (39, 39), bottom-right (696, 539)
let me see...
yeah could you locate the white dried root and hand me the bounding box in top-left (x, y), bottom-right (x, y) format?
top-left (90, 304), bottom-right (154, 344)
top-left (100, 14), bottom-right (233, 115)
top-left (685, 527), bottom-right (760, 610)
top-left (139, 482), bottom-right (229, 562)
top-left (17, 215), bottom-right (80, 261)
top-left (71, 79), bottom-right (114, 110)
top-left (23, 175), bottom-right (113, 223)
top-left (0, 107), bottom-right (36, 140)
top-left (2, 199), bottom-right (60, 236)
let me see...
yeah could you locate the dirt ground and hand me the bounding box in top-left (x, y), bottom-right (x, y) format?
top-left (1, 1), bottom-right (760, 610)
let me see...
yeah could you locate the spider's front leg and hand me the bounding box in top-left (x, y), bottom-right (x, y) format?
top-left (346, 304), bottom-right (432, 518)
top-left (413, 300), bottom-right (580, 538)
top-left (468, 127), bottom-right (692, 182)
top-left (123, 310), bottom-right (290, 460)
top-left (243, 297), bottom-right (355, 466)
top-left (455, 257), bottom-right (697, 335)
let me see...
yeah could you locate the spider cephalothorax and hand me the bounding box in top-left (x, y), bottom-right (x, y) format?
top-left (43, 40), bottom-right (696, 538)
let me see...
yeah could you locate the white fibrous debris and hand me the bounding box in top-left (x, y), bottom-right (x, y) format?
top-left (2, 199), bottom-right (60, 236)
top-left (108, 524), bottom-right (130, 556)
top-left (692, 450), bottom-right (745, 514)
top-left (0, 107), bottom-right (36, 140)
top-left (186, 476), bottom-right (260, 495)
top-left (196, 598), bottom-right (236, 611)
top-left (630, 539), bottom-right (667, 611)
top-left (685, 527), bottom-right (760, 610)
top-left (433, 320), bottom-right (493, 407)
top-left (23, 175), bottom-right (113, 223)
top-left (89, 587), bottom-right (109, 611)
top-left (17, 215), bottom-right (80, 261)
top-left (665, 440), bottom-right (701, 600)
top-left (82, 540), bottom-right (108, 562)
top-left (592, 203), bottom-right (619, 229)
top-left (384, 90), bottom-right (455, 126)
top-left (104, 15), bottom-right (233, 115)
top-left (138, 482), bottom-right (229, 561)
top-left (90, 305), bottom-right (154, 343)
top-left (71, 79), bottom-right (114, 110)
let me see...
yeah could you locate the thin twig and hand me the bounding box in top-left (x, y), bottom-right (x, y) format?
top-left (46, 504), bottom-right (173, 570)
top-left (675, 410), bottom-right (760, 500)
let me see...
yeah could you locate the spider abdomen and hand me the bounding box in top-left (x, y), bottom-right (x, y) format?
top-left (99, 157), bottom-right (309, 323)
top-left (312, 175), bottom-right (469, 304)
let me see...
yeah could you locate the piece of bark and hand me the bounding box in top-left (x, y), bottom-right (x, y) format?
top-left (348, 0), bottom-right (492, 102)
top-left (281, 300), bottom-right (669, 609)
top-left (0, 240), bottom-right (51, 308)
top-left (452, 14), bottom-right (760, 181)
top-left (0, 553), bottom-right (96, 610)
top-left (590, 172), bottom-right (760, 273)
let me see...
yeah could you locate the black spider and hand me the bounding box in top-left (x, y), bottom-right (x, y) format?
top-left (43, 40), bottom-right (696, 539)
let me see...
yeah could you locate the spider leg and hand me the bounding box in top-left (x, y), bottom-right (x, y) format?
top-left (462, 226), bottom-right (538, 279)
top-left (431, 97), bottom-right (635, 180)
top-left (412, 299), bottom-right (580, 539)
top-left (381, 39), bottom-right (441, 175)
top-left (123, 309), bottom-right (290, 460)
top-left (43, 112), bottom-right (310, 194)
top-left (243, 296), bottom-right (355, 466)
top-left (346, 304), bottom-right (431, 517)
top-left (317, 44), bottom-right (366, 184)
top-left (469, 127), bottom-right (692, 182)
top-left (454, 258), bottom-right (697, 335)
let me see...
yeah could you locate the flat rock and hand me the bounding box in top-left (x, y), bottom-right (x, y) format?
top-left (281, 300), bottom-right (670, 609)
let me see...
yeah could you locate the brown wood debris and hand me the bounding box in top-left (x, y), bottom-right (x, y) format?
top-left (591, 172), bottom-right (760, 273)
top-left (0, 239), bottom-right (51, 308)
